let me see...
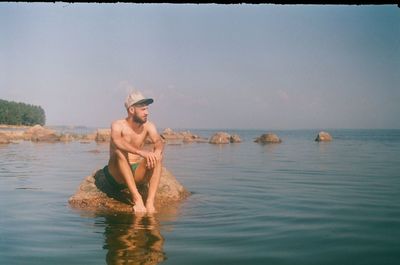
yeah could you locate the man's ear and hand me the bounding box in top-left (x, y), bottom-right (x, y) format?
top-left (128, 106), bottom-right (135, 115)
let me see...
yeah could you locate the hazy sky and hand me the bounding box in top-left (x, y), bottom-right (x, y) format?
top-left (1, 4), bottom-right (399, 129)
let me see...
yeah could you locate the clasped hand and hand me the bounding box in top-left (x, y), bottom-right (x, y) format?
top-left (139, 150), bottom-right (162, 169)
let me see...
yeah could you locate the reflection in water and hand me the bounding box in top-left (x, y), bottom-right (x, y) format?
top-left (103, 214), bottom-right (165, 265)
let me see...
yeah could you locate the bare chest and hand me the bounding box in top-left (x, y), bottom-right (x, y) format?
top-left (121, 126), bottom-right (148, 147)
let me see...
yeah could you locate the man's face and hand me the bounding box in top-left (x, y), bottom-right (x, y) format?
top-left (131, 104), bottom-right (149, 124)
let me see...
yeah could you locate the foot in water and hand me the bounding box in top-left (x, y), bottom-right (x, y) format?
top-left (133, 203), bottom-right (147, 213)
top-left (146, 202), bottom-right (157, 214)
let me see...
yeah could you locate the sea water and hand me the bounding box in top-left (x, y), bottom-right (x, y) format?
top-left (0, 129), bottom-right (399, 265)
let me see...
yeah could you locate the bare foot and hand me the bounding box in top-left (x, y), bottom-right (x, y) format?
top-left (146, 203), bottom-right (157, 214)
top-left (133, 203), bottom-right (147, 213)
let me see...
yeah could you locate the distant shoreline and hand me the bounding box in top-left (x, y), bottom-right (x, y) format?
top-left (0, 124), bottom-right (33, 129)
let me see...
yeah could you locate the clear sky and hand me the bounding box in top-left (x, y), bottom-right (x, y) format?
top-left (1, 3), bottom-right (399, 129)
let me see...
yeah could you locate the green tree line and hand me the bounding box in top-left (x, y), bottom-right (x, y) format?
top-left (0, 99), bottom-right (46, 126)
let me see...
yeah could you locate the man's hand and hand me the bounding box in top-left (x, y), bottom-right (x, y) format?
top-left (138, 150), bottom-right (160, 169)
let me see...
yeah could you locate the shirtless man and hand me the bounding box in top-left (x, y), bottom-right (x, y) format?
top-left (103, 91), bottom-right (164, 213)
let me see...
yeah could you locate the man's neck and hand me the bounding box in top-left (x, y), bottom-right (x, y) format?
top-left (126, 117), bottom-right (143, 131)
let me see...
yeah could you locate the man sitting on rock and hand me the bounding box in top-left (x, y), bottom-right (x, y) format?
top-left (103, 91), bottom-right (164, 213)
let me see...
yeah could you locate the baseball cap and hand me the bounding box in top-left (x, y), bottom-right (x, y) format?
top-left (124, 91), bottom-right (154, 109)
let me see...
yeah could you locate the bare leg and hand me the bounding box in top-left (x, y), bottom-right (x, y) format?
top-left (134, 159), bottom-right (162, 213)
top-left (146, 162), bottom-right (162, 213)
top-left (108, 150), bottom-right (146, 213)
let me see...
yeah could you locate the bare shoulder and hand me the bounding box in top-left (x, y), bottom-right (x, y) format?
top-left (111, 119), bottom-right (126, 132)
top-left (144, 121), bottom-right (158, 133)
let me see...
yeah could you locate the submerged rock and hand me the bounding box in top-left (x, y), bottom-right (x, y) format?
top-left (254, 133), bottom-right (282, 144)
top-left (68, 167), bottom-right (190, 213)
top-left (315, 131), bottom-right (332, 142)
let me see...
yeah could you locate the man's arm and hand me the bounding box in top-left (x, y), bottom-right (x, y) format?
top-left (147, 122), bottom-right (164, 161)
top-left (147, 122), bottom-right (164, 153)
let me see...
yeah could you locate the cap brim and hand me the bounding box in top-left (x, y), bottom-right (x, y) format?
top-left (133, 98), bottom-right (154, 106)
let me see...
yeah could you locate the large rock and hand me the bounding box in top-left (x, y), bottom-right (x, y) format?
top-left (315, 131), bottom-right (332, 142)
top-left (23, 125), bottom-right (60, 142)
top-left (95, 129), bottom-right (111, 142)
top-left (68, 167), bottom-right (190, 213)
top-left (255, 133), bottom-right (282, 144)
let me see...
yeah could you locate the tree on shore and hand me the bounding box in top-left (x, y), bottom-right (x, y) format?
top-left (0, 99), bottom-right (46, 126)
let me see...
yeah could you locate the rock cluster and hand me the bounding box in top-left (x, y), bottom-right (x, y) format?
top-left (208, 132), bottom-right (242, 144)
top-left (68, 166), bottom-right (190, 214)
top-left (0, 125), bottom-right (100, 144)
top-left (254, 133), bottom-right (282, 144)
top-left (24, 125), bottom-right (60, 142)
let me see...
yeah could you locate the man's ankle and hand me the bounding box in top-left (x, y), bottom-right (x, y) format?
top-left (132, 195), bottom-right (144, 205)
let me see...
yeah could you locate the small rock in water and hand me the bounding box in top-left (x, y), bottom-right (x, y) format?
top-left (230, 134), bottom-right (241, 143)
top-left (315, 131), bottom-right (332, 142)
top-left (254, 133), bottom-right (282, 144)
top-left (209, 132), bottom-right (231, 144)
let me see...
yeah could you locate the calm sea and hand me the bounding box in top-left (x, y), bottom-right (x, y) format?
top-left (1, 129), bottom-right (399, 265)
